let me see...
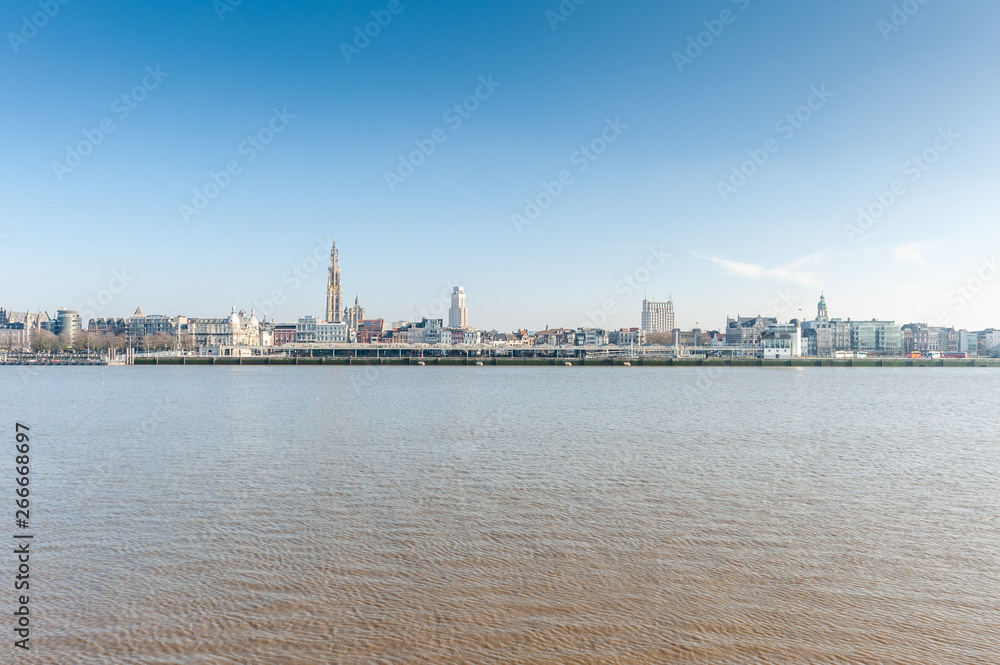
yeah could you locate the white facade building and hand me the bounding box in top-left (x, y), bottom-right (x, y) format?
top-left (316, 322), bottom-right (353, 343)
top-left (297, 315), bottom-right (352, 343)
top-left (188, 307), bottom-right (272, 349)
top-left (449, 287), bottom-right (468, 329)
top-left (641, 299), bottom-right (675, 333)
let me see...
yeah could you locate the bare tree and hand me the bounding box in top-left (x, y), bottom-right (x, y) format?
top-left (72, 331), bottom-right (96, 353)
top-left (179, 333), bottom-right (197, 352)
top-left (31, 329), bottom-right (62, 353)
top-left (152, 332), bottom-right (176, 351)
top-left (646, 332), bottom-right (674, 345)
top-left (141, 332), bottom-right (176, 352)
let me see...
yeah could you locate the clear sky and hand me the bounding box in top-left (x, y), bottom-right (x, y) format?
top-left (2, 0), bottom-right (998, 331)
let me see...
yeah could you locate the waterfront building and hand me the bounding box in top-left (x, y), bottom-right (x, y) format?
top-left (46, 308), bottom-right (82, 345)
top-left (766, 321), bottom-right (802, 357)
top-left (449, 287), bottom-right (468, 329)
top-left (357, 319), bottom-right (387, 344)
top-left (901, 324), bottom-right (974, 355)
top-left (851, 320), bottom-right (901, 355)
top-left (0, 322), bottom-right (28, 350)
top-left (574, 328), bottom-right (608, 346)
top-left (641, 298), bottom-right (675, 333)
top-left (188, 307), bottom-right (271, 348)
top-left (326, 241), bottom-right (343, 323)
top-left (387, 325), bottom-right (410, 344)
top-left (725, 315), bottom-right (776, 346)
top-left (411, 318), bottom-right (444, 344)
top-left (608, 328), bottom-right (646, 347)
top-left (534, 328), bottom-right (574, 346)
top-left (761, 330), bottom-right (794, 359)
top-left (0, 310), bottom-right (50, 350)
top-left (801, 295), bottom-right (852, 356)
top-left (344, 295), bottom-right (364, 333)
top-left (88, 317), bottom-right (129, 336)
top-left (315, 321), bottom-right (353, 343)
top-left (127, 307), bottom-right (182, 340)
top-left (272, 323), bottom-right (297, 346)
top-left (296, 316), bottom-right (318, 343)
top-left (979, 329), bottom-right (1000, 356)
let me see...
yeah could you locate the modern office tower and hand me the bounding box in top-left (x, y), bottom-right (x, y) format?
top-left (449, 286), bottom-right (468, 329)
top-left (640, 298), bottom-right (674, 333)
top-left (326, 241), bottom-right (343, 323)
top-left (53, 308), bottom-right (82, 344)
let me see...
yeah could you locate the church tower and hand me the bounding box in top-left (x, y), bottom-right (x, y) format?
top-left (817, 293), bottom-right (829, 322)
top-left (345, 294), bottom-right (365, 333)
top-left (326, 242), bottom-right (343, 323)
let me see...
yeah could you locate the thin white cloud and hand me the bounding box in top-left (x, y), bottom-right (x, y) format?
top-left (891, 242), bottom-right (929, 266)
top-left (692, 251), bottom-right (825, 288)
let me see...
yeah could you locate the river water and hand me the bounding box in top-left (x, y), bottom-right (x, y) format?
top-left (2, 366), bottom-right (998, 664)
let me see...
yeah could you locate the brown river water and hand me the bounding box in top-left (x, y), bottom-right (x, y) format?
top-left (2, 366), bottom-right (998, 664)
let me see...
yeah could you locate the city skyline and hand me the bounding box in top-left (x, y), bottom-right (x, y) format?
top-left (6, 281), bottom-right (997, 341)
top-left (2, 2), bottom-right (998, 330)
top-left (6, 240), bottom-right (997, 336)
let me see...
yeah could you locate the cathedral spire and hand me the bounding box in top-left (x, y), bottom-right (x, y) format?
top-left (326, 240), bottom-right (343, 323)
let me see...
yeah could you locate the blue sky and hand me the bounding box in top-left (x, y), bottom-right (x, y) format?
top-left (2, 0), bottom-right (998, 331)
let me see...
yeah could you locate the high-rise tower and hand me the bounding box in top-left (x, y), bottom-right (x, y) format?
top-left (449, 286), bottom-right (468, 329)
top-left (326, 241), bottom-right (343, 323)
top-left (641, 297), bottom-right (674, 333)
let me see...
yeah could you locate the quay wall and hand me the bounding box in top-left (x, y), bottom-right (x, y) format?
top-left (126, 357), bottom-right (1000, 368)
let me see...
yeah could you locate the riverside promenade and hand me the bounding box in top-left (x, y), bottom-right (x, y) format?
top-left (128, 356), bottom-right (1000, 368)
